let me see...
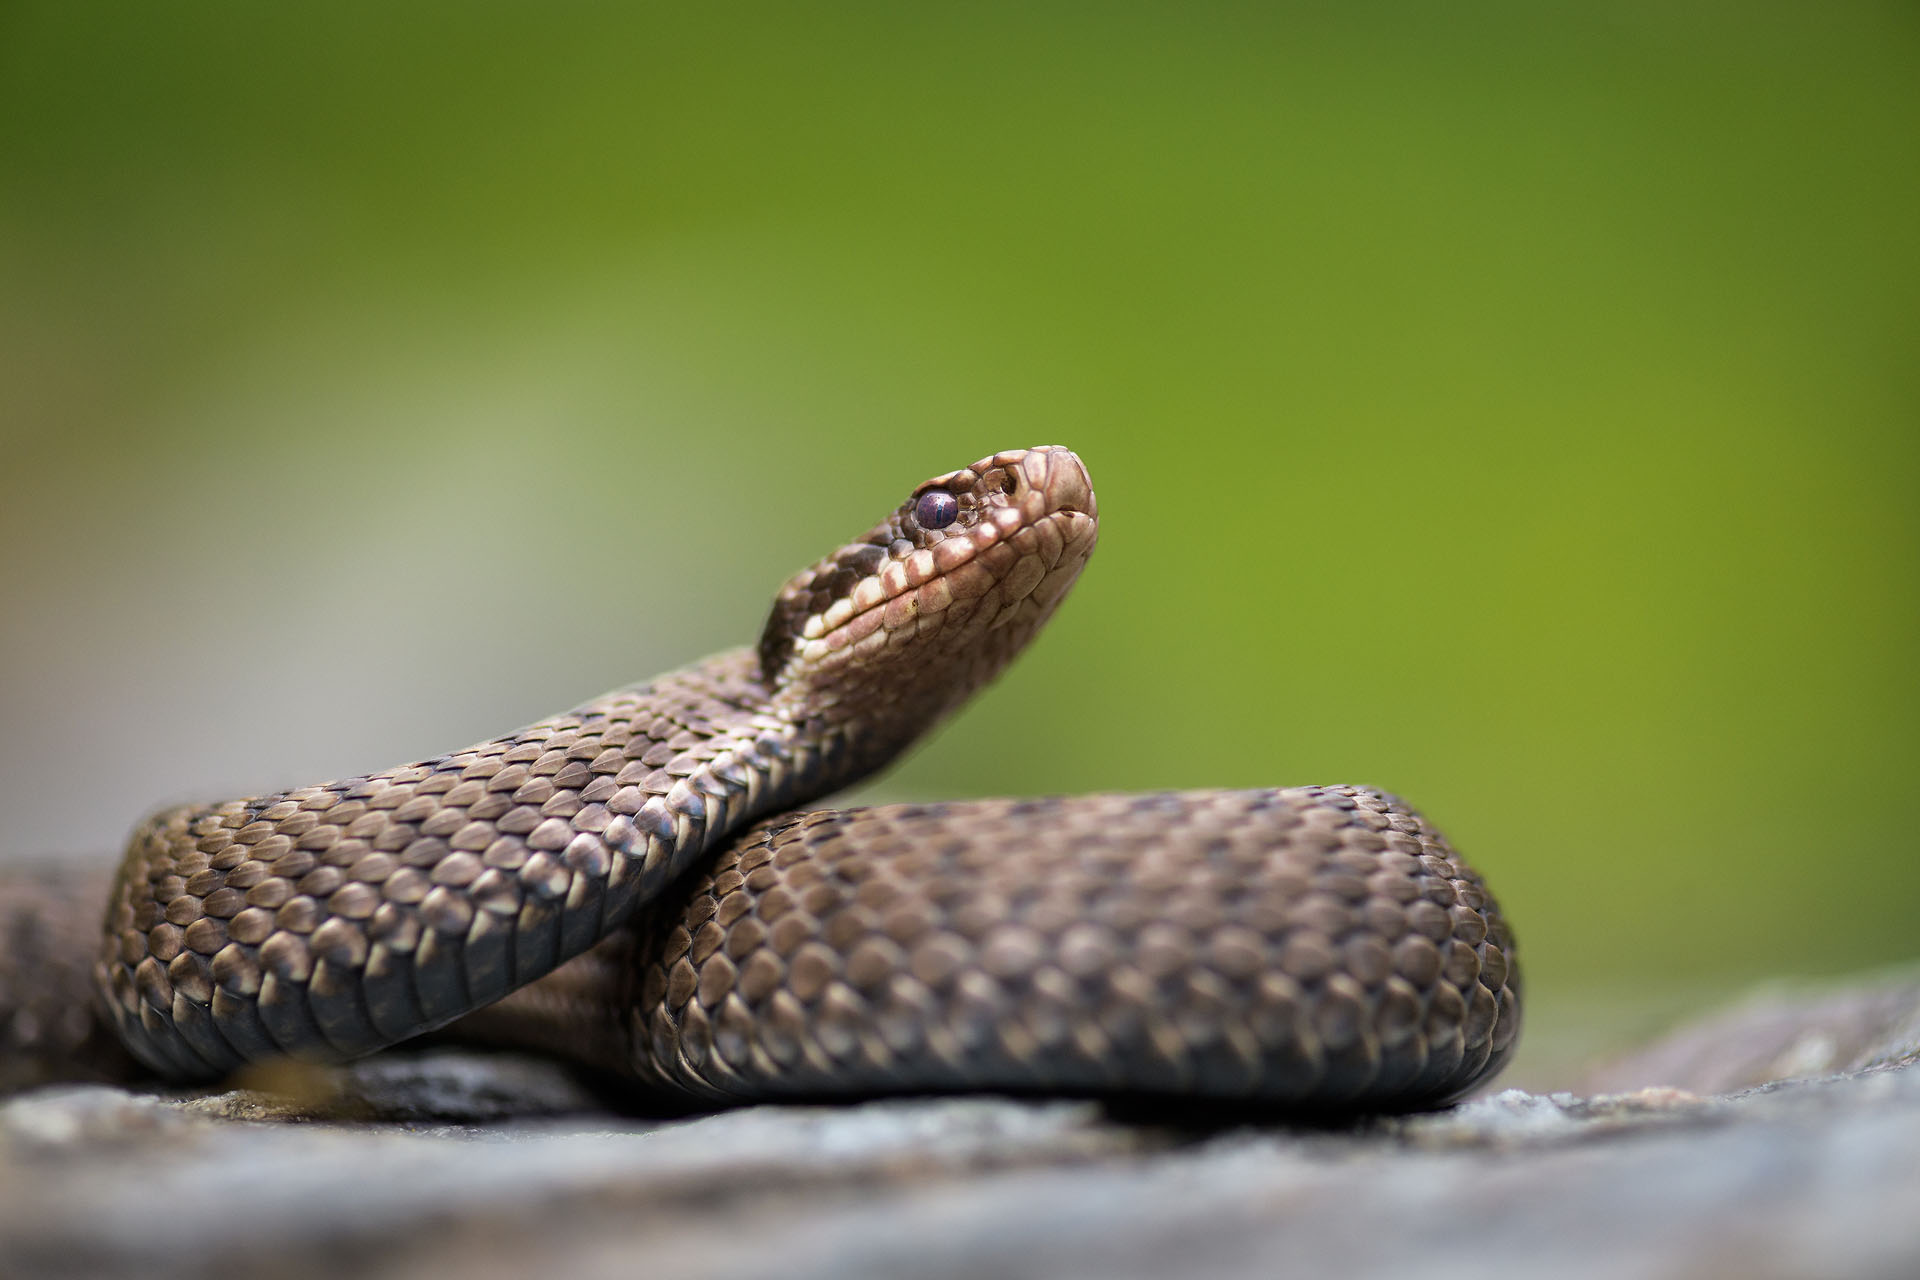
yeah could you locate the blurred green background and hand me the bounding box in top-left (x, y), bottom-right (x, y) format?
top-left (2, 3), bottom-right (1915, 1077)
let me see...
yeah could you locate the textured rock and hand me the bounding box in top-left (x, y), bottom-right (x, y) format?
top-left (4, 1030), bottom-right (1919, 1280)
top-left (1581, 970), bottom-right (1920, 1095)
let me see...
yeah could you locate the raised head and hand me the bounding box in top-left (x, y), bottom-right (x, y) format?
top-left (758, 446), bottom-right (1097, 767)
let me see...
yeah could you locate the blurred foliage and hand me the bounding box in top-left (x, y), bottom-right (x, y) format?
top-left (2, 2), bottom-right (1916, 1059)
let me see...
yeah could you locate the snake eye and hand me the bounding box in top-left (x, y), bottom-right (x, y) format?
top-left (914, 489), bottom-right (959, 530)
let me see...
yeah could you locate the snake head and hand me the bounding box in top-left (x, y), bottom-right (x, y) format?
top-left (758, 445), bottom-right (1097, 762)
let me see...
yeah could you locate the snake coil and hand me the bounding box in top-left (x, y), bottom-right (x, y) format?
top-left (4, 447), bottom-right (1518, 1110)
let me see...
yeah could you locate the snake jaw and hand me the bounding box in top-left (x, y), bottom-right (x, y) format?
top-left (757, 446), bottom-right (1097, 761)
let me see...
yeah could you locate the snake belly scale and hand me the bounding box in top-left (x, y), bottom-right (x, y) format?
top-left (5, 446), bottom-right (1519, 1110)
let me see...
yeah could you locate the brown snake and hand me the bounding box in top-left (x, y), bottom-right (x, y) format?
top-left (0, 447), bottom-right (1519, 1110)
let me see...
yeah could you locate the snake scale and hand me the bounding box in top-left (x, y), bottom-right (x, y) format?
top-left (0, 447), bottom-right (1519, 1111)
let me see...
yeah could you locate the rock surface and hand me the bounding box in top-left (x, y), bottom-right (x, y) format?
top-left (7, 976), bottom-right (1920, 1280)
top-left (1581, 971), bottom-right (1920, 1096)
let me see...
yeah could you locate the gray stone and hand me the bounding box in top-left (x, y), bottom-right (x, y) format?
top-left (1581, 970), bottom-right (1920, 1095)
top-left (4, 988), bottom-right (1920, 1280)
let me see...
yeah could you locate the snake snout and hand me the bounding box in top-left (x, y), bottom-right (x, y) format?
top-left (1022, 445), bottom-right (1097, 522)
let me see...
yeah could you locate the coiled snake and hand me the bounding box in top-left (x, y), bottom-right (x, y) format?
top-left (0, 447), bottom-right (1518, 1110)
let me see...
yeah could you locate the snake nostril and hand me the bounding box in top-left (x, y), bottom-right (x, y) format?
top-left (1000, 471), bottom-right (1019, 497)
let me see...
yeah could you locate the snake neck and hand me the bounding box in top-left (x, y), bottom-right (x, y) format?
top-left (575, 647), bottom-right (877, 884)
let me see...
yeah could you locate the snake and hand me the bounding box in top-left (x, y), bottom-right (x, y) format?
top-left (0, 446), bottom-right (1519, 1111)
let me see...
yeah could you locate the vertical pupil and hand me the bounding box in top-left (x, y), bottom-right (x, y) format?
top-left (915, 490), bottom-right (958, 529)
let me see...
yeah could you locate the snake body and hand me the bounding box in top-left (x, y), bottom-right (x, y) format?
top-left (3, 446), bottom-right (1519, 1110)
